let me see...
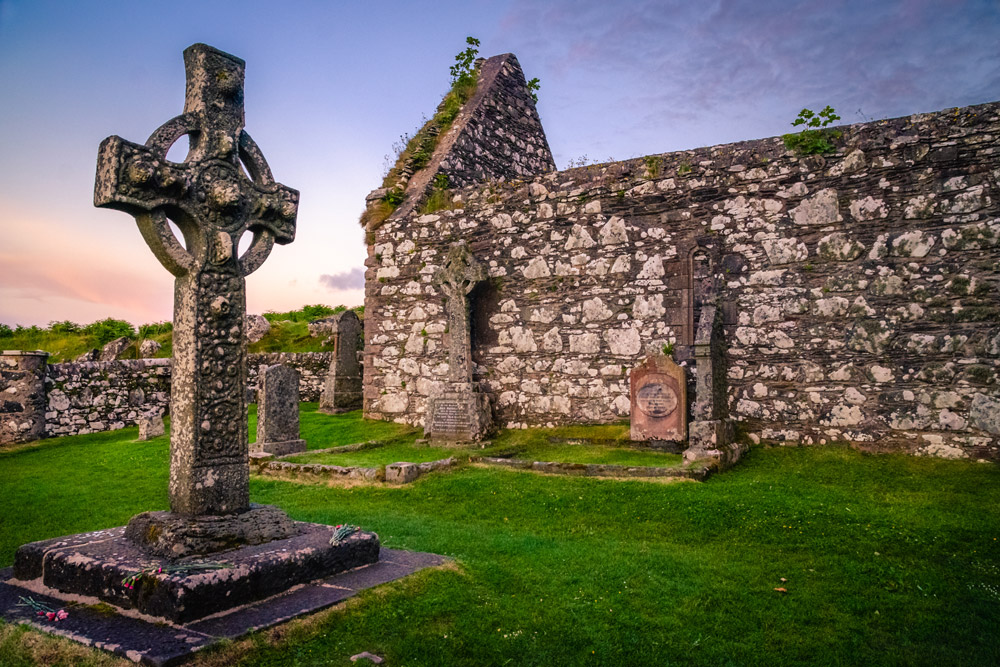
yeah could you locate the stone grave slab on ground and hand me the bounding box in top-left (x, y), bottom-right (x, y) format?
top-left (424, 242), bottom-right (492, 442)
top-left (253, 363), bottom-right (306, 455)
top-left (5, 44), bottom-right (386, 638)
top-left (1, 549), bottom-right (448, 667)
top-left (630, 353), bottom-right (687, 443)
top-left (318, 309), bottom-right (363, 413)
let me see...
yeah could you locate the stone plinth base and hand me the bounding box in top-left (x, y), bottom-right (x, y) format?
top-left (684, 420), bottom-right (746, 470)
top-left (252, 438), bottom-right (307, 457)
top-left (319, 375), bottom-right (362, 414)
top-left (124, 504), bottom-right (297, 558)
top-left (1, 548), bottom-right (445, 667)
top-left (425, 383), bottom-right (492, 442)
top-left (13, 522), bottom-right (380, 624)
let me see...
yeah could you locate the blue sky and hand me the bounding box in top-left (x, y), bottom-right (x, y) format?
top-left (1, 0), bottom-right (997, 327)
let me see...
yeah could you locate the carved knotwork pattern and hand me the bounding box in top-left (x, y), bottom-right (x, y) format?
top-left (194, 268), bottom-right (244, 462)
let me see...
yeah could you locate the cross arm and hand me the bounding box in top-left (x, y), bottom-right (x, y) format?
top-left (95, 136), bottom-right (189, 214)
top-left (248, 183), bottom-right (299, 245)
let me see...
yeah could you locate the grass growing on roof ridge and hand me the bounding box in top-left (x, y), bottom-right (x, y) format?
top-left (2, 408), bottom-right (999, 666)
top-left (361, 67), bottom-right (480, 230)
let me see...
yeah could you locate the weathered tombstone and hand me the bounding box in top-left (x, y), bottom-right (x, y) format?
top-left (318, 310), bottom-right (363, 413)
top-left (137, 412), bottom-right (165, 441)
top-left (684, 304), bottom-right (745, 467)
top-left (12, 44), bottom-right (378, 624)
top-left (254, 364), bottom-right (306, 455)
top-left (424, 242), bottom-right (492, 442)
top-left (630, 353), bottom-right (687, 442)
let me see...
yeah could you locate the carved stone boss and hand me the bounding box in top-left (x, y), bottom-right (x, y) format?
top-left (95, 44), bottom-right (299, 516)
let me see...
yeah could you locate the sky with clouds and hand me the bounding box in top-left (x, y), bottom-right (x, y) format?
top-left (1, 0), bottom-right (997, 327)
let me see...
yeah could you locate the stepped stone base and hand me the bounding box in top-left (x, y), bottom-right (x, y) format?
top-left (425, 383), bottom-right (492, 443)
top-left (684, 419), bottom-right (747, 470)
top-left (319, 375), bottom-right (362, 414)
top-left (12, 522), bottom-right (380, 624)
top-left (123, 504), bottom-right (298, 558)
top-left (251, 438), bottom-right (307, 457)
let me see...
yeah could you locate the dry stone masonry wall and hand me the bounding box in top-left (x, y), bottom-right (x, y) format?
top-left (0, 351), bottom-right (332, 443)
top-left (46, 358), bottom-right (172, 437)
top-left (364, 99), bottom-right (1000, 461)
top-left (0, 351), bottom-right (49, 444)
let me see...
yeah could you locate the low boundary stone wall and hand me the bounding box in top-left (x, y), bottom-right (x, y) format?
top-left (0, 351), bottom-right (334, 444)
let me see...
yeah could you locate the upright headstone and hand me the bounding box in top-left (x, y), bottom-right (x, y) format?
top-left (630, 353), bottom-right (687, 442)
top-left (318, 310), bottom-right (363, 413)
top-left (12, 45), bottom-right (379, 624)
top-left (137, 412), bottom-right (165, 441)
top-left (424, 242), bottom-right (492, 442)
top-left (254, 364), bottom-right (306, 455)
top-left (684, 304), bottom-right (745, 467)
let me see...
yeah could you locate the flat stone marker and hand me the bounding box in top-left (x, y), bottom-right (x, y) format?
top-left (254, 364), bottom-right (306, 455)
top-left (319, 310), bottom-right (363, 413)
top-left (10, 43), bottom-right (381, 627)
top-left (630, 353), bottom-right (687, 442)
top-left (424, 242), bottom-right (492, 442)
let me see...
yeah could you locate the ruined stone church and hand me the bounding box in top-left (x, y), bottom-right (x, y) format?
top-left (360, 53), bottom-right (1000, 461)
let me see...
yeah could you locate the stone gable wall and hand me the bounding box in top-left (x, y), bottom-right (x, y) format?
top-left (363, 101), bottom-right (1000, 460)
top-left (437, 54), bottom-right (556, 189)
top-left (376, 53), bottom-right (556, 226)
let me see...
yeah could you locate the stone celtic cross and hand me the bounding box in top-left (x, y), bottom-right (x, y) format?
top-left (434, 242), bottom-right (486, 383)
top-left (95, 44), bottom-right (299, 517)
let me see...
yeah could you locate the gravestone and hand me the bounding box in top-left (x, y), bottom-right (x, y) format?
top-left (424, 242), bottom-right (492, 442)
top-left (630, 353), bottom-right (687, 442)
top-left (318, 310), bottom-right (363, 413)
top-left (12, 44), bottom-right (378, 624)
top-left (254, 364), bottom-right (306, 455)
top-left (684, 304), bottom-right (745, 468)
top-left (137, 413), bottom-right (165, 441)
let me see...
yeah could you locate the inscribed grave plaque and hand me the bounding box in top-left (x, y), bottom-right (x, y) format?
top-left (630, 354), bottom-right (687, 441)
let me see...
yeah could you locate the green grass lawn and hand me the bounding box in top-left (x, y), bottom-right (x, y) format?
top-left (287, 443), bottom-right (455, 466)
top-left (481, 423), bottom-right (683, 466)
top-left (249, 404), bottom-right (419, 450)
top-left (482, 441), bottom-right (683, 467)
top-left (2, 409), bottom-right (999, 666)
